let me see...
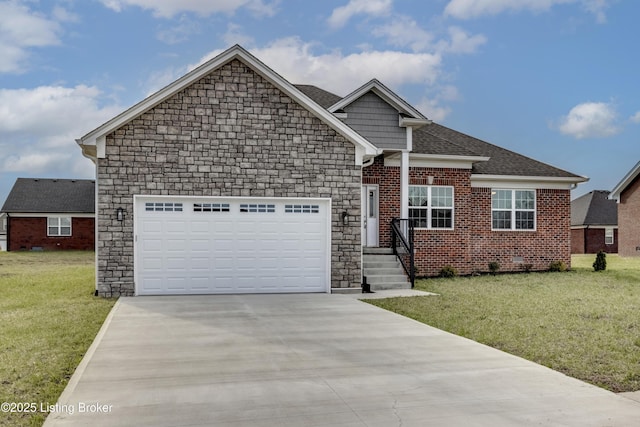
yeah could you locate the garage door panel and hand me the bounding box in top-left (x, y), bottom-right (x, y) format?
top-left (136, 197), bottom-right (329, 295)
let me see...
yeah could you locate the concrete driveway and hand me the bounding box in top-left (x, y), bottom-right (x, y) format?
top-left (45, 294), bottom-right (640, 426)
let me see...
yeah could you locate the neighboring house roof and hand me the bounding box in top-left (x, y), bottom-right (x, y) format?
top-left (1, 178), bottom-right (95, 213)
top-left (77, 45), bottom-right (379, 163)
top-left (571, 190), bottom-right (618, 227)
top-left (610, 160), bottom-right (640, 202)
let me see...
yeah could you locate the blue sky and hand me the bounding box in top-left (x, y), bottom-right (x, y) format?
top-left (1, 0), bottom-right (638, 205)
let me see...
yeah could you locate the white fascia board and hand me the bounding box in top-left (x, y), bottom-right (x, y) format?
top-left (385, 153), bottom-right (489, 170)
top-left (471, 174), bottom-right (589, 190)
top-left (399, 116), bottom-right (430, 129)
top-left (77, 44), bottom-right (379, 163)
top-left (329, 79), bottom-right (428, 122)
top-left (610, 160), bottom-right (640, 202)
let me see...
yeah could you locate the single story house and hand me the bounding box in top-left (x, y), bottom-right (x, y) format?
top-left (1, 178), bottom-right (95, 251)
top-left (571, 190), bottom-right (618, 254)
top-left (610, 161), bottom-right (640, 257)
top-left (76, 45), bottom-right (587, 297)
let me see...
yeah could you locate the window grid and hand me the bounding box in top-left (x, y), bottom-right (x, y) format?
top-left (145, 202), bottom-right (183, 212)
top-left (48, 217), bottom-right (71, 236)
top-left (408, 186), bottom-right (454, 229)
top-left (194, 203), bottom-right (230, 212)
top-left (605, 227), bottom-right (614, 245)
top-left (492, 190), bottom-right (535, 231)
top-left (285, 204), bottom-right (319, 214)
top-left (240, 204), bottom-right (276, 213)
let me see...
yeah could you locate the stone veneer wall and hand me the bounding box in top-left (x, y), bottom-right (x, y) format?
top-left (363, 155), bottom-right (572, 276)
top-left (96, 59), bottom-right (361, 296)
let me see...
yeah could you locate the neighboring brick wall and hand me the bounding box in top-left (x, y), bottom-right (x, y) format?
top-left (363, 156), bottom-right (573, 276)
top-left (97, 59), bottom-right (361, 297)
top-left (618, 176), bottom-right (640, 256)
top-left (571, 227), bottom-right (618, 254)
top-left (8, 217), bottom-right (94, 251)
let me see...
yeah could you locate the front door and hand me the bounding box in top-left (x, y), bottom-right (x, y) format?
top-left (361, 185), bottom-right (379, 247)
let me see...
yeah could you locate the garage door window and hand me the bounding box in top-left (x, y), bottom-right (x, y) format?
top-left (285, 204), bottom-right (320, 213)
top-left (194, 203), bottom-right (230, 212)
top-left (145, 202), bottom-right (183, 212)
top-left (240, 204), bottom-right (275, 213)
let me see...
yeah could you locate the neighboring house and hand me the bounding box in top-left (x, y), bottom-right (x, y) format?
top-left (571, 190), bottom-right (618, 254)
top-left (1, 178), bottom-right (95, 251)
top-left (610, 161), bottom-right (640, 257)
top-left (75, 45), bottom-right (587, 297)
top-left (0, 212), bottom-right (6, 251)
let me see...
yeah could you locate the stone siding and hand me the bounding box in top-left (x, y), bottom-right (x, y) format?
top-left (96, 59), bottom-right (361, 296)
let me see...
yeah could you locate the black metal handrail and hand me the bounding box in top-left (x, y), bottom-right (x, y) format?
top-left (391, 218), bottom-right (415, 288)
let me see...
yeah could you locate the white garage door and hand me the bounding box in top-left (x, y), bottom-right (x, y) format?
top-left (134, 196), bottom-right (331, 295)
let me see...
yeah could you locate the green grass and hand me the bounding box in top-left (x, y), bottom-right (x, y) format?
top-left (368, 254), bottom-right (640, 393)
top-left (0, 251), bottom-right (116, 427)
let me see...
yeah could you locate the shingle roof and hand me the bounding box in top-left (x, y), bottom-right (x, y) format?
top-left (294, 84), bottom-right (343, 109)
top-left (298, 84), bottom-right (584, 179)
top-left (416, 123), bottom-right (582, 178)
top-left (571, 190), bottom-right (617, 226)
top-left (1, 178), bottom-right (95, 213)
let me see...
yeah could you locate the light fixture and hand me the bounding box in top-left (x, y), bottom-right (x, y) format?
top-left (341, 211), bottom-right (348, 225)
top-left (116, 207), bottom-right (125, 222)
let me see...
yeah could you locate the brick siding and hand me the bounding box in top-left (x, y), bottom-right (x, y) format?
top-left (618, 175), bottom-right (640, 256)
top-left (363, 155), bottom-right (572, 276)
top-left (8, 217), bottom-right (94, 251)
top-left (96, 59), bottom-right (361, 296)
top-left (571, 227), bottom-right (618, 254)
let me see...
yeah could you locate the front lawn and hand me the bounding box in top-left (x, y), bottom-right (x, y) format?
top-left (368, 254), bottom-right (640, 393)
top-left (0, 251), bottom-right (115, 427)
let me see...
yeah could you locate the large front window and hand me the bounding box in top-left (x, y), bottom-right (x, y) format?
top-left (492, 189), bottom-right (535, 230)
top-left (409, 186), bottom-right (454, 229)
top-left (48, 217), bottom-right (71, 236)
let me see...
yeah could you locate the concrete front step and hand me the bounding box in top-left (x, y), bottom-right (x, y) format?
top-left (362, 247), bottom-right (411, 291)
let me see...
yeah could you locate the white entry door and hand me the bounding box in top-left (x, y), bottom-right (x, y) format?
top-left (361, 185), bottom-right (379, 247)
top-left (134, 196), bottom-right (330, 295)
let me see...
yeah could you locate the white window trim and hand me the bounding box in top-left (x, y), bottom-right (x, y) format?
top-left (47, 216), bottom-right (72, 237)
top-left (408, 185), bottom-right (455, 230)
top-left (491, 189), bottom-right (536, 231)
top-left (605, 227), bottom-right (615, 245)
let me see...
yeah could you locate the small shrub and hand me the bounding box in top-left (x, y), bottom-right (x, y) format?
top-left (593, 251), bottom-right (607, 272)
top-left (488, 261), bottom-right (500, 275)
top-left (439, 265), bottom-right (458, 278)
top-left (549, 260), bottom-right (567, 272)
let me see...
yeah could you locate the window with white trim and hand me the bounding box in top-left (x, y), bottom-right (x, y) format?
top-left (285, 204), bottom-right (319, 213)
top-left (408, 186), bottom-right (454, 229)
top-left (145, 202), bottom-right (183, 212)
top-left (605, 227), bottom-right (614, 245)
top-left (492, 189), bottom-right (536, 230)
top-left (194, 203), bottom-right (230, 212)
top-left (48, 217), bottom-right (71, 236)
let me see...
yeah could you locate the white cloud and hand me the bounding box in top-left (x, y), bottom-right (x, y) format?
top-left (0, 1), bottom-right (62, 73)
top-left (157, 15), bottom-right (201, 44)
top-left (100, 0), bottom-right (277, 18)
top-left (437, 26), bottom-right (487, 54)
top-left (222, 23), bottom-right (255, 47)
top-left (557, 101), bottom-right (620, 139)
top-left (372, 16), bottom-right (435, 52)
top-left (630, 111), bottom-right (640, 123)
top-left (328, 0), bottom-right (392, 29)
top-left (444, 0), bottom-right (611, 22)
top-left (193, 38), bottom-right (442, 95)
top-left (0, 85), bottom-right (122, 175)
